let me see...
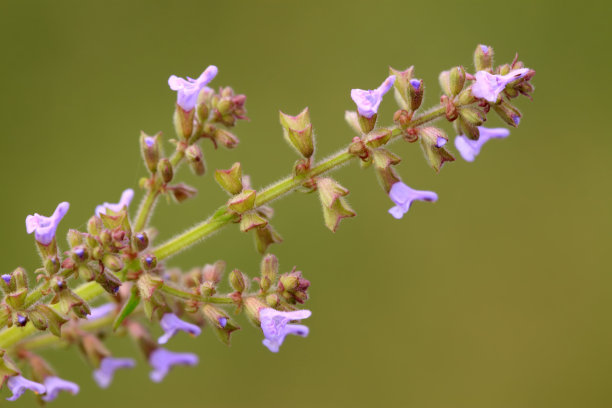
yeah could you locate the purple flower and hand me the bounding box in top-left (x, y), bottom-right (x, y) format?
top-left (388, 182), bottom-right (438, 220)
top-left (259, 308), bottom-right (311, 353)
top-left (87, 303), bottom-right (115, 321)
top-left (148, 348), bottom-right (199, 383)
top-left (168, 66), bottom-right (218, 111)
top-left (454, 127), bottom-right (510, 162)
top-left (95, 189), bottom-right (134, 217)
top-left (25, 202), bottom-right (70, 245)
top-left (6, 375), bottom-right (46, 401)
top-left (93, 357), bottom-right (136, 389)
top-left (471, 68), bottom-right (530, 102)
top-left (41, 376), bottom-right (79, 402)
top-left (158, 313), bottom-right (202, 345)
top-left (2, 274), bottom-right (11, 284)
top-left (350, 75), bottom-right (396, 118)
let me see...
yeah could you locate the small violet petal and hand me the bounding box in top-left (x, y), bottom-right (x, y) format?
top-left (409, 79), bottom-right (421, 91)
top-left (6, 375), bottom-right (46, 401)
top-left (95, 189), bottom-right (134, 217)
top-left (158, 313), bottom-right (202, 345)
top-left (350, 75), bottom-right (396, 118)
top-left (387, 182), bottom-right (438, 219)
top-left (259, 308), bottom-right (312, 353)
top-left (1, 274), bottom-right (11, 284)
top-left (41, 376), bottom-right (79, 402)
top-left (471, 68), bottom-right (530, 103)
top-left (87, 303), bottom-right (116, 321)
top-left (454, 126), bottom-right (510, 162)
top-left (148, 348), bottom-right (198, 383)
top-left (168, 66), bottom-right (218, 111)
top-left (93, 357), bottom-right (136, 389)
top-left (25, 202), bottom-right (70, 246)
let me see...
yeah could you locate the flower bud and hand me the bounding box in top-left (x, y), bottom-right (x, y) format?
top-left (493, 100), bottom-right (522, 127)
top-left (449, 66), bottom-right (466, 96)
top-left (28, 308), bottom-right (48, 332)
top-left (203, 261), bottom-right (225, 284)
top-left (140, 131), bottom-right (161, 174)
top-left (407, 78), bottom-right (424, 111)
top-left (474, 44), bottom-right (494, 72)
top-left (229, 269), bottom-right (249, 293)
top-left (140, 253), bottom-right (157, 271)
top-left (132, 232), bottom-right (149, 252)
top-left (202, 304), bottom-right (239, 345)
top-left (103, 254), bottom-right (124, 272)
top-left (389, 66), bottom-right (415, 109)
top-left (173, 105), bottom-right (194, 140)
top-left (78, 264), bottom-right (96, 281)
top-left (260, 254), bottom-right (278, 285)
top-left (214, 162), bottom-right (243, 195)
top-left (87, 216), bottom-right (103, 236)
top-left (265, 293), bottom-right (281, 308)
top-left (279, 108), bottom-right (314, 158)
top-left (158, 158), bottom-right (173, 184)
top-left (417, 127), bottom-right (455, 173)
top-left (96, 270), bottom-right (122, 295)
top-left (438, 70), bottom-right (452, 96)
top-left (244, 296), bottom-right (267, 325)
top-left (12, 267), bottom-right (28, 291)
top-left (196, 87), bottom-right (213, 122)
top-left (278, 269), bottom-right (310, 304)
top-left (185, 144), bottom-right (205, 176)
top-left (227, 189), bottom-right (256, 214)
top-left (213, 129), bottom-right (240, 149)
top-left (67, 229), bottom-right (84, 248)
top-left (71, 245), bottom-right (89, 263)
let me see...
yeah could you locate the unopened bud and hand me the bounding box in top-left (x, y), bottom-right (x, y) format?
top-left (158, 158), bottom-right (173, 184)
top-left (67, 229), bottom-right (83, 248)
top-left (140, 253), bottom-right (157, 271)
top-left (96, 270), bottom-right (122, 295)
top-left (185, 144), bottom-right (205, 176)
top-left (214, 162), bottom-right (243, 195)
top-left (167, 183), bottom-right (197, 203)
top-left (87, 216), bottom-right (103, 236)
top-left (493, 100), bottom-right (522, 127)
top-left (173, 105), bottom-right (194, 140)
top-left (244, 296), bottom-right (267, 325)
top-left (12, 267), bottom-right (28, 291)
top-left (279, 108), bottom-right (314, 158)
top-left (261, 254), bottom-right (278, 285)
top-left (449, 66), bottom-right (466, 96)
top-left (140, 131), bottom-right (161, 173)
top-left (213, 129), bottom-right (240, 149)
top-left (229, 269), bottom-right (249, 293)
top-left (265, 293), bottom-right (280, 308)
top-left (474, 44), bottom-right (494, 72)
top-left (103, 254), bottom-right (124, 272)
top-left (389, 66), bottom-right (416, 110)
top-left (132, 232), bottom-right (149, 252)
top-left (408, 78), bottom-right (424, 111)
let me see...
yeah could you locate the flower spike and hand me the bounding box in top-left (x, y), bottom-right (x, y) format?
top-left (168, 66), bottom-right (218, 111)
top-left (25, 202), bottom-right (70, 245)
top-left (259, 308), bottom-right (311, 353)
top-left (388, 182), bottom-right (438, 219)
top-left (351, 75), bottom-right (396, 118)
top-left (454, 127), bottom-right (510, 162)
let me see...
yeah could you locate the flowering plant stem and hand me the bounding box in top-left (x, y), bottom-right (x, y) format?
top-left (0, 105), bottom-right (445, 351)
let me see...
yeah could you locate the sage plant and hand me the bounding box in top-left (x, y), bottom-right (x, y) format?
top-left (0, 45), bottom-right (535, 402)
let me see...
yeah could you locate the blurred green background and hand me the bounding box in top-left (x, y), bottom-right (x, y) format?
top-left (1, 1), bottom-right (610, 407)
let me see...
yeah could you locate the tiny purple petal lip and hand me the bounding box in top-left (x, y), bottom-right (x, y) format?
top-left (513, 116), bottom-right (521, 126)
top-left (168, 65), bottom-right (218, 111)
top-left (259, 308), bottom-right (312, 353)
top-left (218, 317), bottom-right (227, 328)
top-left (1, 274), bottom-right (10, 284)
top-left (387, 182), bottom-right (438, 220)
top-left (95, 189), bottom-right (134, 217)
top-left (93, 357), bottom-right (136, 389)
top-left (409, 78), bottom-right (421, 91)
top-left (6, 375), bottom-right (46, 401)
top-left (350, 75), bottom-right (396, 118)
top-left (148, 348), bottom-right (199, 383)
top-left (480, 44), bottom-right (489, 53)
top-left (17, 315), bottom-right (27, 326)
top-left (454, 126), bottom-right (510, 162)
top-left (41, 376), bottom-right (79, 402)
top-left (158, 313), bottom-right (202, 345)
top-left (471, 68), bottom-right (530, 103)
top-left (144, 136), bottom-right (156, 148)
top-left (436, 136), bottom-right (447, 148)
top-left (87, 303), bottom-right (115, 321)
top-left (25, 202), bottom-right (70, 246)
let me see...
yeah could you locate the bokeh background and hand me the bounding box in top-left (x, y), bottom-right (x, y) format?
top-left (1, 1), bottom-right (610, 407)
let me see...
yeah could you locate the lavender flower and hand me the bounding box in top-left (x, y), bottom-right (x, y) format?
top-left (41, 376), bottom-right (79, 402)
top-left (93, 357), bottom-right (136, 389)
top-left (87, 303), bottom-right (116, 321)
top-left (259, 308), bottom-right (311, 353)
top-left (148, 348), bottom-right (199, 383)
top-left (25, 202), bottom-right (70, 245)
top-left (6, 375), bottom-right (46, 401)
top-left (158, 313), bottom-right (202, 345)
top-left (168, 66), bottom-right (218, 111)
top-left (350, 75), bottom-right (396, 118)
top-left (471, 68), bottom-right (530, 102)
top-left (388, 182), bottom-right (438, 220)
top-left (95, 189), bottom-right (134, 216)
top-left (454, 127), bottom-right (510, 162)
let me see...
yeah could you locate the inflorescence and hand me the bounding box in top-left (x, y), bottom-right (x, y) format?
top-left (0, 44), bottom-right (535, 402)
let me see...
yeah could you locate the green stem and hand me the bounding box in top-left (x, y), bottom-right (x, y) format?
top-left (159, 283), bottom-right (234, 304)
